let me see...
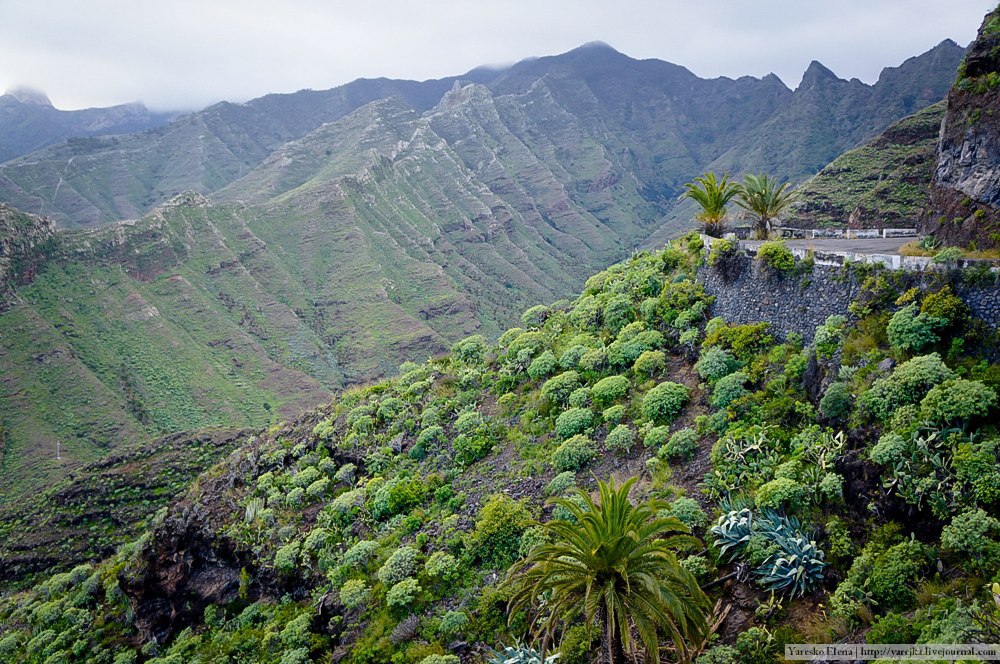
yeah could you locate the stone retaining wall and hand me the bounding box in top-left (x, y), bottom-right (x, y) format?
top-left (697, 239), bottom-right (1000, 341)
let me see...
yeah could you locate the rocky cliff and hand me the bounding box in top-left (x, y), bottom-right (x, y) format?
top-left (0, 203), bottom-right (55, 310)
top-left (924, 7), bottom-right (1000, 248)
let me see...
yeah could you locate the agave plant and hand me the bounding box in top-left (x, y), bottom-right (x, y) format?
top-left (487, 644), bottom-right (560, 664)
top-left (710, 508), bottom-right (754, 561)
top-left (754, 532), bottom-right (827, 598)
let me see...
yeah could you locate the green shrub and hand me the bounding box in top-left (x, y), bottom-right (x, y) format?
top-left (578, 347), bottom-right (608, 373)
top-left (703, 321), bottom-right (774, 361)
top-left (757, 241), bottom-right (795, 273)
top-left (641, 381), bottom-right (690, 424)
top-left (736, 626), bottom-right (780, 664)
top-left (695, 345), bottom-right (740, 383)
top-left (866, 611), bottom-right (919, 644)
top-left (602, 294), bottom-right (634, 333)
top-left (605, 424), bottom-right (635, 454)
top-left (552, 434), bottom-right (597, 472)
top-left (386, 578), bottom-right (421, 608)
top-left (377, 546), bottom-right (419, 586)
top-left (919, 378), bottom-right (996, 425)
top-left (468, 494), bottom-right (531, 570)
top-left (545, 471), bottom-right (576, 496)
top-left (861, 353), bottom-right (955, 421)
top-left (541, 371), bottom-right (581, 405)
top-left (940, 508), bottom-right (1000, 573)
top-left (755, 478), bottom-right (807, 510)
top-left (887, 303), bottom-right (944, 354)
top-left (813, 315), bottom-right (847, 360)
top-left (425, 551), bottom-right (460, 582)
top-left (306, 477), bottom-right (330, 500)
top-left (370, 476), bottom-right (427, 520)
top-left (633, 350), bottom-right (666, 379)
top-left (339, 579), bottom-right (370, 610)
top-left (696, 645), bottom-right (740, 664)
top-left (661, 427), bottom-right (699, 461)
top-left (527, 351), bottom-right (558, 380)
top-left (568, 386), bottom-right (592, 408)
top-left (602, 404), bottom-right (626, 424)
top-left (710, 372), bottom-right (749, 410)
top-left (559, 345), bottom-right (588, 370)
top-left (555, 407), bottom-right (593, 439)
top-left (921, 286), bottom-right (968, 327)
top-left (452, 335), bottom-right (488, 363)
top-left (274, 540), bottom-right (301, 574)
top-left (558, 624), bottom-right (595, 664)
top-left (847, 538), bottom-right (928, 611)
top-left (438, 610), bottom-right (469, 638)
top-left (667, 496), bottom-right (708, 531)
top-left (591, 375), bottom-right (630, 406)
top-left (419, 656), bottom-right (460, 664)
top-left (343, 540), bottom-right (378, 567)
top-left (644, 425), bottom-right (672, 449)
top-left (521, 304), bottom-right (550, 327)
top-left (292, 466), bottom-right (321, 488)
top-left (818, 382), bottom-right (852, 420)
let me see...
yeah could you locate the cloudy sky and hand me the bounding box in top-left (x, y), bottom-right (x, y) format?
top-left (0, 0), bottom-right (993, 111)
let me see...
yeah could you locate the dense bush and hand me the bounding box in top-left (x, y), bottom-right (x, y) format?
top-left (710, 372), bottom-right (749, 410)
top-left (756, 241), bottom-right (795, 273)
top-left (521, 305), bottom-right (550, 327)
top-left (940, 508), bottom-right (1000, 573)
top-left (451, 335), bottom-right (488, 363)
top-left (633, 350), bottom-right (666, 379)
top-left (861, 353), bottom-right (955, 421)
top-left (644, 425), bottom-right (672, 449)
top-left (339, 579), bottom-right (370, 610)
top-left (695, 346), bottom-right (740, 382)
top-left (887, 304), bottom-right (944, 355)
top-left (666, 497), bottom-right (708, 531)
top-left (755, 478), bottom-right (807, 510)
top-left (386, 578), bottom-right (421, 608)
top-left (467, 494), bottom-right (531, 570)
top-left (641, 381), bottom-right (690, 424)
top-left (813, 315), bottom-right (847, 360)
top-left (818, 382), bottom-right (852, 420)
top-left (555, 407), bottom-right (593, 439)
top-left (605, 424), bottom-right (635, 453)
top-left (527, 351), bottom-right (558, 380)
top-left (545, 471), bottom-right (576, 496)
top-left (541, 371), bottom-right (581, 405)
top-left (919, 378), bottom-right (996, 425)
top-left (552, 434), bottom-right (597, 472)
top-left (378, 546), bottom-right (419, 586)
top-left (660, 428), bottom-right (699, 461)
top-left (591, 375), bottom-right (630, 407)
top-left (602, 404), bottom-right (626, 424)
top-left (920, 286), bottom-right (968, 327)
top-left (425, 551), bottom-right (460, 582)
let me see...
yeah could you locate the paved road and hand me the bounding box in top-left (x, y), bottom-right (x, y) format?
top-left (744, 238), bottom-right (911, 255)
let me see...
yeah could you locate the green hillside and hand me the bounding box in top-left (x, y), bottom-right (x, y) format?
top-left (787, 101), bottom-right (946, 227)
top-left (2, 235), bottom-right (999, 663)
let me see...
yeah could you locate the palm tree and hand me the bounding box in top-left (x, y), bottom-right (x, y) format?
top-left (735, 173), bottom-right (796, 239)
top-left (506, 478), bottom-right (711, 664)
top-left (681, 173), bottom-right (741, 237)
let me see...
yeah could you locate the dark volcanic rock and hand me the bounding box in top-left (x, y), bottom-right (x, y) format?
top-left (924, 8), bottom-right (1000, 248)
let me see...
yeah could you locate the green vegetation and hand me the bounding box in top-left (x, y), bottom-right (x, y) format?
top-left (2, 228), bottom-right (999, 664)
top-left (682, 172), bottom-right (742, 237)
top-left (735, 174), bottom-right (796, 239)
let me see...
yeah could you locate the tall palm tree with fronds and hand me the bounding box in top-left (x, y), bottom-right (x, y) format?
top-left (506, 477), bottom-right (711, 664)
top-left (681, 172), bottom-right (741, 237)
top-left (735, 173), bottom-right (796, 239)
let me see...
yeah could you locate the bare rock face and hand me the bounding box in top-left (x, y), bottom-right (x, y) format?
top-left (924, 8), bottom-right (1000, 248)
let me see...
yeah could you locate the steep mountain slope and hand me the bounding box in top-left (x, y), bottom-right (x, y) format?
top-left (787, 101), bottom-right (946, 227)
top-left (0, 43), bottom-right (964, 232)
top-left (924, 8), bottom-right (1000, 248)
top-left (2, 235), bottom-right (998, 663)
top-left (0, 88), bottom-right (175, 163)
top-left (706, 40), bottom-right (963, 182)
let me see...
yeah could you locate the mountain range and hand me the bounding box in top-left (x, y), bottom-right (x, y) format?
top-left (0, 39), bottom-right (967, 504)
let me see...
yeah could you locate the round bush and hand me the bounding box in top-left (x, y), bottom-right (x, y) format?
top-left (602, 404), bottom-right (626, 424)
top-left (919, 378), bottom-right (996, 425)
top-left (756, 241), bottom-right (795, 272)
top-left (641, 381), bottom-right (690, 424)
top-left (755, 477), bottom-right (807, 510)
top-left (437, 610), bottom-right (469, 638)
top-left (425, 551), bottom-right (460, 582)
top-left (541, 371), bottom-right (581, 405)
top-left (887, 303), bottom-right (943, 354)
top-left (819, 382), bottom-right (852, 420)
top-left (552, 434), bottom-right (597, 472)
top-left (545, 471), bottom-right (577, 496)
top-left (555, 407), bottom-right (593, 439)
top-left (633, 350), bottom-right (666, 379)
top-left (660, 427), bottom-right (698, 461)
top-left (386, 578), bottom-right (421, 608)
top-left (710, 371), bottom-right (749, 410)
top-left (343, 540), bottom-right (378, 567)
top-left (668, 496), bottom-right (708, 531)
top-left (339, 579), bottom-right (369, 610)
top-left (527, 350), bottom-right (558, 380)
top-left (644, 425), bottom-right (672, 449)
top-left (605, 424), bottom-right (635, 454)
top-left (695, 346), bottom-right (739, 382)
top-left (377, 546), bottom-right (419, 586)
top-left (591, 375), bottom-right (630, 407)
top-left (861, 353), bottom-right (955, 421)
top-left (568, 387), bottom-right (592, 408)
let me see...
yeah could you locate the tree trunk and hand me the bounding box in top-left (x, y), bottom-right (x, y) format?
top-left (600, 608), bottom-right (629, 664)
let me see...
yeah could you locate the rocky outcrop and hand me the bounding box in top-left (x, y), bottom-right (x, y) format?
top-left (0, 203), bottom-right (55, 310)
top-left (924, 8), bottom-right (1000, 248)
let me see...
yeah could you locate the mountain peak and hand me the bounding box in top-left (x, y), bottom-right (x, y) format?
top-left (5, 86), bottom-right (52, 106)
top-left (798, 60), bottom-right (840, 88)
